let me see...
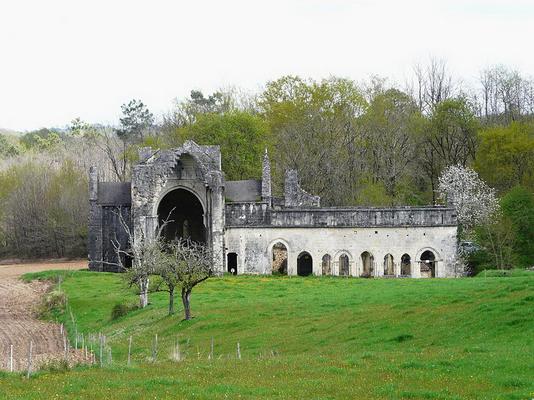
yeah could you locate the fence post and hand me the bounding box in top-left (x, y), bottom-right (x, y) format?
top-left (152, 334), bottom-right (158, 361)
top-left (26, 341), bottom-right (33, 378)
top-left (237, 341), bottom-right (241, 360)
top-left (127, 336), bottom-right (132, 366)
top-left (210, 337), bottom-right (214, 360)
top-left (9, 344), bottom-right (13, 372)
top-left (99, 334), bottom-right (103, 367)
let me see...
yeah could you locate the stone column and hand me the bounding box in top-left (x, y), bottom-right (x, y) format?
top-left (261, 148), bottom-right (272, 206)
top-left (88, 167), bottom-right (103, 271)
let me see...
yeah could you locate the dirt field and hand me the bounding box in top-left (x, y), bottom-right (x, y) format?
top-left (0, 260), bottom-right (87, 371)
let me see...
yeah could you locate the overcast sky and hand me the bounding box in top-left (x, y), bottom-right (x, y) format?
top-left (1, 0), bottom-right (533, 131)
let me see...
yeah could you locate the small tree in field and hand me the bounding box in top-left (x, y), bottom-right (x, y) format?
top-left (120, 235), bottom-right (162, 308)
top-left (113, 211), bottom-right (168, 308)
top-left (157, 240), bottom-right (213, 320)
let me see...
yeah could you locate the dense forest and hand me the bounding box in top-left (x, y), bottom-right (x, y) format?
top-left (1, 61), bottom-right (533, 273)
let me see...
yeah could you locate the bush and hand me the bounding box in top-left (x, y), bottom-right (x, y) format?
top-left (39, 359), bottom-right (70, 373)
top-left (111, 303), bottom-right (136, 320)
top-left (38, 290), bottom-right (66, 319)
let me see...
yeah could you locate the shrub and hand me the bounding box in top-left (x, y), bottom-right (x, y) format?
top-left (38, 290), bottom-right (66, 319)
top-left (40, 359), bottom-right (70, 373)
top-left (111, 303), bottom-right (136, 320)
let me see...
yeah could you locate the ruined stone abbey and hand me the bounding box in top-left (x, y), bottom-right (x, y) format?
top-left (89, 141), bottom-right (459, 278)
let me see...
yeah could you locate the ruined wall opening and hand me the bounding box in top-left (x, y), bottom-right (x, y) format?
top-left (272, 242), bottom-right (288, 275)
top-left (383, 254), bottom-right (395, 276)
top-left (322, 254), bottom-right (332, 275)
top-left (227, 252), bottom-right (237, 275)
top-left (157, 188), bottom-right (205, 243)
top-left (401, 254), bottom-right (411, 276)
top-left (339, 254), bottom-right (350, 276)
top-left (297, 252), bottom-right (313, 276)
top-left (420, 250), bottom-right (436, 278)
top-left (360, 251), bottom-right (374, 277)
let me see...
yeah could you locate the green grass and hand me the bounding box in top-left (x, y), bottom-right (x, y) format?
top-left (1, 270), bottom-right (533, 399)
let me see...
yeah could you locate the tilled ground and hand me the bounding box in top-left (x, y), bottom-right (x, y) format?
top-left (0, 260), bottom-right (87, 371)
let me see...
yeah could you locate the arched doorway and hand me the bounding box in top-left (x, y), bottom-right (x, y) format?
top-left (401, 254), bottom-right (411, 276)
top-left (157, 188), bottom-right (205, 243)
top-left (322, 254), bottom-right (332, 275)
top-left (420, 250), bottom-right (436, 278)
top-left (272, 242), bottom-right (288, 275)
top-left (383, 254), bottom-right (394, 276)
top-left (339, 254), bottom-right (350, 276)
top-left (361, 251), bottom-right (374, 277)
top-left (227, 252), bottom-right (237, 275)
top-left (297, 252), bottom-right (313, 276)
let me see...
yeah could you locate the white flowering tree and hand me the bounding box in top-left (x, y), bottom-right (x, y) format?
top-left (438, 165), bottom-right (510, 272)
top-left (438, 165), bottom-right (499, 229)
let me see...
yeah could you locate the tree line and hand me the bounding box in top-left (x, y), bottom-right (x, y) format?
top-left (0, 60), bottom-right (533, 271)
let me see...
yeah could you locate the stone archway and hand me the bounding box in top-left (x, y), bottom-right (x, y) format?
top-left (297, 252), bottom-right (313, 276)
top-left (322, 254), bottom-right (332, 275)
top-left (420, 250), bottom-right (436, 278)
top-left (360, 251), bottom-right (374, 277)
top-left (383, 254), bottom-right (394, 276)
top-left (339, 254), bottom-right (350, 276)
top-left (157, 188), bottom-right (205, 243)
top-left (271, 242), bottom-right (288, 275)
top-left (227, 252), bottom-right (238, 275)
top-left (401, 254), bottom-right (411, 276)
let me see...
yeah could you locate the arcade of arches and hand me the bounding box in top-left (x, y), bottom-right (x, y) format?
top-left (263, 245), bottom-right (438, 278)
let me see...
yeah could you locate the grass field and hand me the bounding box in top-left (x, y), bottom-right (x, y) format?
top-left (1, 270), bottom-right (533, 399)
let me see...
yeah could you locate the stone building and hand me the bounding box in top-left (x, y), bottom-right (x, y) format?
top-left (89, 141), bottom-right (459, 278)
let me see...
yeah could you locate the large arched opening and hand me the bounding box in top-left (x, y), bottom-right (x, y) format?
top-left (157, 188), bottom-right (205, 243)
top-left (297, 252), bottom-right (313, 276)
top-left (361, 251), bottom-right (374, 277)
top-left (420, 250), bottom-right (436, 278)
top-left (272, 242), bottom-right (288, 275)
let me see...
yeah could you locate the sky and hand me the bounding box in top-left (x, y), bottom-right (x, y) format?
top-left (1, 0), bottom-right (533, 131)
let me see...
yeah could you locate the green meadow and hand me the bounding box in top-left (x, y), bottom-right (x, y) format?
top-left (2, 270), bottom-right (533, 400)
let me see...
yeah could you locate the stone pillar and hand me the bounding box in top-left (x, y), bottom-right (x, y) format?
top-left (88, 167), bottom-right (103, 271)
top-left (145, 216), bottom-right (159, 241)
top-left (261, 148), bottom-right (272, 206)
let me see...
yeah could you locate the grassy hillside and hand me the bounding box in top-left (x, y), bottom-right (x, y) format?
top-left (2, 271), bottom-right (533, 399)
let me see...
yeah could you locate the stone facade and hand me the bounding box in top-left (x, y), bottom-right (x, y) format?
top-left (89, 141), bottom-right (459, 277)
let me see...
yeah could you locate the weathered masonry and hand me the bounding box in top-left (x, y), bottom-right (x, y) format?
top-left (89, 141), bottom-right (460, 278)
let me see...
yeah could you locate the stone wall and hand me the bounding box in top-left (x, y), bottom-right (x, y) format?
top-left (225, 204), bottom-right (457, 228)
top-left (224, 225), bottom-right (459, 278)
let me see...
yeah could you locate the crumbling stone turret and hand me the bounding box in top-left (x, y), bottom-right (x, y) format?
top-left (284, 169), bottom-right (321, 207)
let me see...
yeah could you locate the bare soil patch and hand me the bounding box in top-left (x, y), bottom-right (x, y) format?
top-left (0, 260), bottom-right (88, 371)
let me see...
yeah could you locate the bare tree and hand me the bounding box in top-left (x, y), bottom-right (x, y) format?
top-left (479, 65), bottom-right (534, 124)
top-left (112, 208), bottom-right (213, 318)
top-left (411, 57), bottom-right (455, 114)
top-left (87, 127), bottom-right (130, 182)
top-left (159, 240), bottom-right (213, 320)
top-left (112, 211), bottom-right (169, 308)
